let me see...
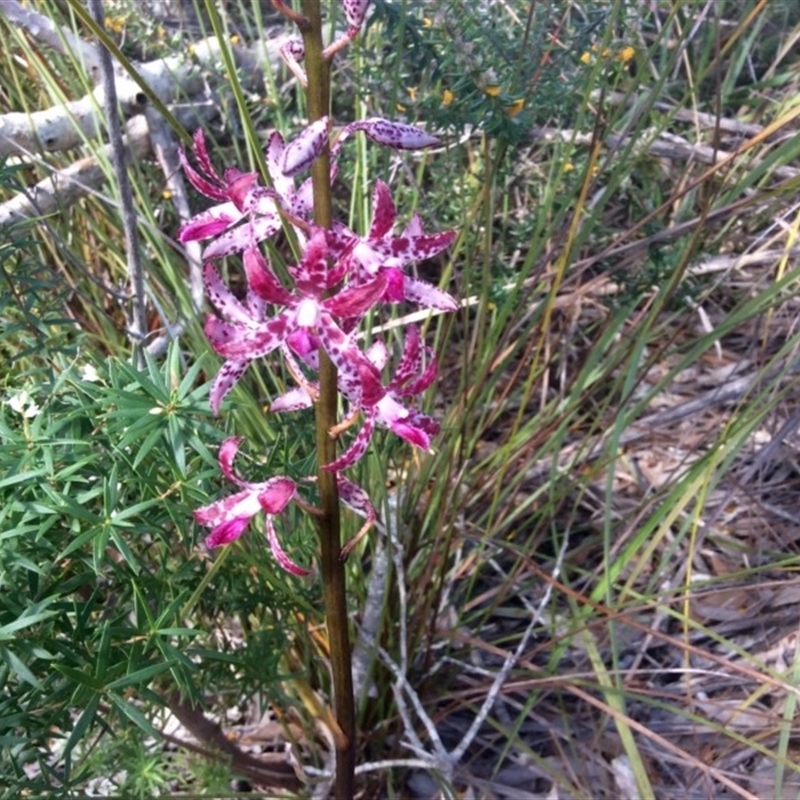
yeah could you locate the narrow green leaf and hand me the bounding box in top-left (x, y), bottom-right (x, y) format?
top-left (108, 691), bottom-right (160, 738)
top-left (0, 469), bottom-right (47, 489)
top-left (0, 609), bottom-right (57, 641)
top-left (0, 646), bottom-right (41, 687)
top-left (106, 661), bottom-right (174, 690)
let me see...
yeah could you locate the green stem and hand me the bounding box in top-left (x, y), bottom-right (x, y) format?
top-left (298, 3), bottom-right (356, 796)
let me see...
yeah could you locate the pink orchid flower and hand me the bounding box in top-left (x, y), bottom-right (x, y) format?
top-left (180, 118), bottom-right (441, 261)
top-left (194, 437), bottom-right (377, 568)
top-left (178, 129), bottom-right (283, 259)
top-left (203, 230), bottom-right (388, 413)
top-left (271, 326), bottom-right (441, 471)
top-left (335, 180), bottom-right (458, 311)
top-left (193, 437), bottom-right (310, 575)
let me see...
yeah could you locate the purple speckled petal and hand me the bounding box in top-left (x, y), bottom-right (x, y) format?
top-left (391, 325), bottom-right (422, 387)
top-left (243, 247), bottom-right (294, 304)
top-left (342, 0), bottom-right (370, 28)
top-left (218, 436), bottom-right (248, 485)
top-left (191, 129), bottom-right (219, 185)
top-left (391, 413), bottom-right (438, 449)
top-left (317, 311), bottom-right (384, 407)
top-left (203, 514), bottom-right (252, 548)
top-left (324, 413), bottom-right (375, 472)
top-left (257, 477), bottom-right (297, 515)
top-left (178, 203), bottom-right (241, 243)
top-left (266, 516), bottom-right (311, 576)
top-left (369, 180), bottom-right (397, 239)
top-left (290, 229), bottom-right (329, 296)
top-left (323, 273), bottom-right (387, 319)
top-left (270, 386), bottom-right (313, 413)
top-left (265, 131), bottom-right (299, 208)
top-left (194, 488), bottom-right (255, 528)
top-left (402, 276), bottom-right (458, 311)
top-left (222, 169), bottom-right (260, 210)
top-left (203, 263), bottom-right (256, 326)
top-left (179, 134), bottom-right (226, 201)
top-left (202, 215), bottom-right (282, 259)
top-left (374, 394), bottom-right (438, 449)
top-left (367, 229), bottom-right (457, 264)
top-left (399, 347), bottom-right (438, 396)
top-left (205, 309), bottom-right (293, 360)
top-left (209, 359), bottom-right (250, 413)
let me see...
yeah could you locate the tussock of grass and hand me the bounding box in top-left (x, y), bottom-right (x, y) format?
top-left (4, 0), bottom-right (800, 798)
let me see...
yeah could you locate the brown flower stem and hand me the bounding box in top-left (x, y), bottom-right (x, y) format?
top-left (297, 2), bottom-right (356, 796)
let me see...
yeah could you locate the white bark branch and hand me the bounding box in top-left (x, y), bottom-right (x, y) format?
top-left (0, 13), bottom-right (281, 159)
top-left (0, 104), bottom-right (216, 228)
top-left (0, 0), bottom-right (101, 74)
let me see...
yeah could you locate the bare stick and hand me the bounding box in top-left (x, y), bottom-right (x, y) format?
top-left (88, 0), bottom-right (147, 363)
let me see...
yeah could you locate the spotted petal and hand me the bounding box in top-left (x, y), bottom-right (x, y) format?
top-left (368, 180), bottom-right (397, 239)
top-left (209, 360), bottom-right (250, 414)
top-left (324, 414), bottom-right (375, 472)
top-left (243, 247), bottom-right (294, 305)
top-left (266, 515), bottom-right (311, 576)
top-left (178, 202), bottom-right (240, 243)
top-left (204, 309), bottom-right (295, 360)
top-left (342, 0), bottom-right (370, 29)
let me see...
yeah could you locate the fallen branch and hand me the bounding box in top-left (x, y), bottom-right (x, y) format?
top-left (0, 0), bottom-right (100, 75)
top-left (532, 125), bottom-right (800, 182)
top-left (0, 104), bottom-right (216, 228)
top-left (160, 690), bottom-right (302, 791)
top-left (0, 0), bottom-right (281, 158)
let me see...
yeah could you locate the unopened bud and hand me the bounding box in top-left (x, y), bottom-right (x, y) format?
top-left (349, 118), bottom-right (440, 150)
top-left (281, 117), bottom-right (330, 176)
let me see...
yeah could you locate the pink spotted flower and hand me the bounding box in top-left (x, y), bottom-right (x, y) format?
top-left (193, 437), bottom-right (311, 575)
top-left (270, 325), bottom-right (441, 471)
top-left (333, 180), bottom-right (458, 312)
top-left (177, 130), bottom-right (285, 259)
top-left (202, 230), bottom-right (389, 413)
top-left (194, 437), bottom-right (377, 571)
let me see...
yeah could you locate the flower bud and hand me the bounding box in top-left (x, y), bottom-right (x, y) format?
top-left (350, 118), bottom-right (440, 150)
top-left (281, 117), bottom-right (330, 176)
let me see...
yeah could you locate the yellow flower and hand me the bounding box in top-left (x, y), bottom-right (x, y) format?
top-left (423, 17), bottom-right (434, 27)
top-left (230, 34), bottom-right (240, 45)
top-left (104, 16), bottom-right (126, 34)
top-left (580, 52), bottom-right (592, 65)
top-left (618, 46), bottom-right (635, 63)
top-left (484, 84), bottom-right (501, 97)
top-left (563, 162), bottom-right (574, 173)
top-left (161, 189), bottom-right (173, 200)
top-left (442, 89), bottom-right (454, 106)
top-left (407, 86), bottom-right (418, 101)
top-left (504, 98), bottom-right (525, 117)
